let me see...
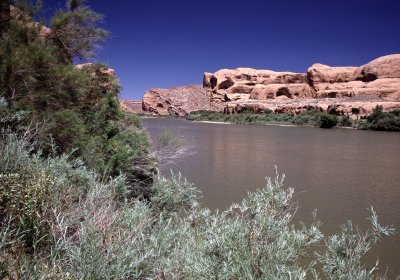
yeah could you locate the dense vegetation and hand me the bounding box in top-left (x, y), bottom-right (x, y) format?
top-left (1, 139), bottom-right (395, 279)
top-left (186, 107), bottom-right (400, 131)
top-left (363, 105), bottom-right (400, 131)
top-left (186, 109), bottom-right (342, 128)
top-left (0, 1), bottom-right (396, 279)
top-left (0, 0), bottom-right (155, 195)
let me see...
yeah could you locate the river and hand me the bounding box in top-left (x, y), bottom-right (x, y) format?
top-left (142, 117), bottom-right (400, 277)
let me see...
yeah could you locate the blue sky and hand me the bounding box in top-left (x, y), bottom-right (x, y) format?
top-left (45, 0), bottom-right (400, 100)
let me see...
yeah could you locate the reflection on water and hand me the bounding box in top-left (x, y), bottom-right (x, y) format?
top-left (142, 117), bottom-right (400, 277)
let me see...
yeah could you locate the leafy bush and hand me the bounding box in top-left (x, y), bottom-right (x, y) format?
top-left (337, 114), bottom-right (353, 127)
top-left (0, 2), bottom-right (156, 198)
top-left (364, 105), bottom-right (400, 131)
top-left (317, 208), bottom-right (394, 279)
top-left (188, 109), bottom-right (337, 128)
top-left (0, 2), bottom-right (397, 279)
top-left (0, 133), bottom-right (395, 278)
top-left (0, 172), bottom-right (54, 247)
top-left (318, 113), bottom-right (338, 128)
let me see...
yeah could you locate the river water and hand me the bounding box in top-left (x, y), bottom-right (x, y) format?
top-left (142, 117), bottom-right (400, 277)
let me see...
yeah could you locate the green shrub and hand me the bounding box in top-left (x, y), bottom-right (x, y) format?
top-left (338, 115), bottom-right (353, 127)
top-left (0, 135), bottom-right (395, 279)
top-left (0, 172), bottom-right (54, 248)
top-left (365, 105), bottom-right (400, 131)
top-left (48, 109), bottom-right (86, 154)
top-left (318, 113), bottom-right (338, 128)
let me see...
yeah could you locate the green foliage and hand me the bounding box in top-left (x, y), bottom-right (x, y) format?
top-left (0, 139), bottom-right (394, 279)
top-left (0, 172), bottom-right (54, 247)
top-left (13, 0), bottom-right (42, 17)
top-left (188, 109), bottom-right (370, 130)
top-left (363, 105), bottom-right (400, 131)
top-left (0, 3), bottom-right (155, 196)
top-left (317, 208), bottom-right (394, 279)
top-left (1, 2), bottom-right (397, 278)
top-left (172, 173), bottom-right (323, 279)
top-left (292, 109), bottom-right (322, 126)
top-left (51, 0), bottom-right (108, 62)
top-left (48, 109), bottom-right (85, 153)
top-left (318, 112), bottom-right (338, 128)
top-left (151, 174), bottom-right (200, 214)
top-left (187, 109), bottom-right (341, 128)
top-left (337, 114), bottom-right (353, 127)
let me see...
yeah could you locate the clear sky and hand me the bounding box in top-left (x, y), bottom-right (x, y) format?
top-left (45, 0), bottom-right (400, 100)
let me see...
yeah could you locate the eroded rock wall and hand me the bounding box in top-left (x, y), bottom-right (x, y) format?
top-left (140, 54), bottom-right (400, 117)
top-left (142, 85), bottom-right (220, 116)
top-left (202, 54), bottom-right (400, 117)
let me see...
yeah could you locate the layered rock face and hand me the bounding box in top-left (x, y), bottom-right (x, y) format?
top-left (142, 85), bottom-right (220, 116)
top-left (120, 100), bottom-right (143, 114)
top-left (139, 54), bottom-right (400, 117)
top-left (204, 68), bottom-right (311, 102)
top-left (203, 54), bottom-right (400, 116)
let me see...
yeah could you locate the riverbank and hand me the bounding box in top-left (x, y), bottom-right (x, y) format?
top-left (186, 109), bottom-right (352, 129)
top-left (185, 106), bottom-right (400, 131)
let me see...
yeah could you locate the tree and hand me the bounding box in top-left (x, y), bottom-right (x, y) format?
top-left (12, 0), bottom-right (42, 17)
top-left (0, 0), bottom-right (11, 34)
top-left (67, 0), bottom-right (82, 11)
top-left (50, 0), bottom-right (108, 63)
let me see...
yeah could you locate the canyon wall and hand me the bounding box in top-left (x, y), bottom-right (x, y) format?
top-left (142, 84), bottom-right (220, 116)
top-left (137, 54), bottom-right (400, 117)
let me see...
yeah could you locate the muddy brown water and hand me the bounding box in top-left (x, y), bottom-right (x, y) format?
top-left (142, 117), bottom-right (400, 277)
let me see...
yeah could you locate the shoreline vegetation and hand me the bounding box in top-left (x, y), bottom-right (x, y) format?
top-left (185, 106), bottom-right (400, 131)
top-left (0, 1), bottom-right (397, 279)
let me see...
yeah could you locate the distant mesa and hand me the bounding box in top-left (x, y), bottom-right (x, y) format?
top-left (121, 54), bottom-right (400, 117)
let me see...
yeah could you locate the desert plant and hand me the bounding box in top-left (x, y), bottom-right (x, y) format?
top-left (0, 136), bottom-right (395, 279)
top-left (364, 105), bottom-right (400, 131)
top-left (317, 208), bottom-right (395, 279)
top-left (318, 113), bottom-right (338, 128)
top-left (151, 129), bottom-right (195, 166)
top-left (338, 114), bottom-right (353, 127)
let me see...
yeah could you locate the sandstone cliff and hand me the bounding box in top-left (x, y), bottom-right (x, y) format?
top-left (142, 84), bottom-right (220, 116)
top-left (138, 54), bottom-right (400, 117)
top-left (203, 54), bottom-right (400, 117)
top-left (120, 100), bottom-right (143, 114)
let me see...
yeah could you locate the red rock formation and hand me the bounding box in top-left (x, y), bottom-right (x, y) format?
top-left (202, 54), bottom-right (400, 117)
top-left (140, 54), bottom-right (400, 117)
top-left (120, 100), bottom-right (143, 114)
top-left (142, 85), bottom-right (220, 116)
